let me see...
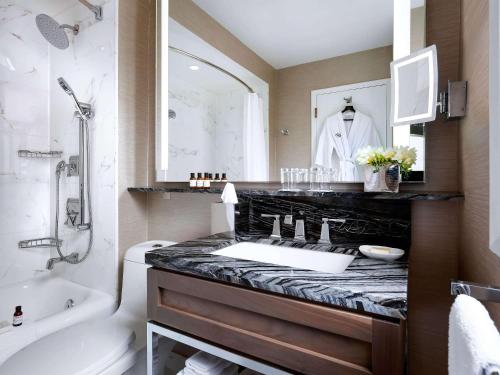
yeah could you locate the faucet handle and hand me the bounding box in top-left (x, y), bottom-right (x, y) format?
top-left (261, 214), bottom-right (281, 240)
top-left (322, 218), bottom-right (346, 224)
top-left (318, 218), bottom-right (346, 244)
top-left (261, 214), bottom-right (280, 219)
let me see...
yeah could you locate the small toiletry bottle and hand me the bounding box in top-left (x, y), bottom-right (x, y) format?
top-left (189, 173), bottom-right (196, 189)
top-left (196, 173), bottom-right (204, 189)
top-left (214, 173), bottom-right (220, 182)
top-left (221, 173), bottom-right (228, 182)
top-left (13, 306), bottom-right (23, 327)
top-left (209, 173), bottom-right (214, 182)
top-left (203, 173), bottom-right (211, 189)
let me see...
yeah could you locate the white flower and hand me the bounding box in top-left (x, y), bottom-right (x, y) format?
top-left (356, 146), bottom-right (376, 165)
top-left (394, 146), bottom-right (417, 167)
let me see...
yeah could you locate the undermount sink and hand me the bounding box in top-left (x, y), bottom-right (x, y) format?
top-left (211, 242), bottom-right (355, 274)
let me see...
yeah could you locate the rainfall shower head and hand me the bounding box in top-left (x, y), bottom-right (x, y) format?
top-left (35, 14), bottom-right (79, 50)
top-left (57, 77), bottom-right (93, 119)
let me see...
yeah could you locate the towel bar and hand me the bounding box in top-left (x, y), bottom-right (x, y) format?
top-left (451, 280), bottom-right (500, 303)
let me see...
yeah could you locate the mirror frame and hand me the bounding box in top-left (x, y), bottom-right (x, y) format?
top-left (156, 0), bottom-right (169, 181)
top-left (490, 0), bottom-right (500, 256)
top-left (390, 45), bottom-right (438, 126)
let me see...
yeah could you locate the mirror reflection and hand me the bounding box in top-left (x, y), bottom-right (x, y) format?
top-left (159, 1), bottom-right (426, 183)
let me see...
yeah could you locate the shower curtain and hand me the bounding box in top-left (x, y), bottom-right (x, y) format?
top-left (243, 93), bottom-right (268, 181)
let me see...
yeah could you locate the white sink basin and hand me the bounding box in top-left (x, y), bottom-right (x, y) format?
top-left (212, 242), bottom-right (355, 274)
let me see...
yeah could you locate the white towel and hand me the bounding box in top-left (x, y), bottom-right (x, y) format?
top-left (185, 351), bottom-right (229, 374)
top-left (184, 364), bottom-right (237, 375)
top-left (449, 294), bottom-right (500, 375)
top-left (220, 183), bottom-right (238, 204)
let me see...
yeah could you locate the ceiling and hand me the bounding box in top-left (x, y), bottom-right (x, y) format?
top-left (169, 50), bottom-right (246, 93)
top-left (192, 0), bottom-right (424, 69)
top-left (169, 19), bottom-right (268, 94)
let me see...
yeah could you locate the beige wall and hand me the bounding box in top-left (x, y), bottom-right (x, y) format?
top-left (274, 46), bottom-right (393, 175)
top-left (148, 193), bottom-right (221, 242)
top-left (459, 0), bottom-right (500, 322)
top-left (117, 0), bottom-right (155, 267)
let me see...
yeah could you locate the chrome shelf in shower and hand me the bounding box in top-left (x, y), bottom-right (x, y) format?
top-left (18, 237), bottom-right (63, 249)
top-left (17, 150), bottom-right (63, 158)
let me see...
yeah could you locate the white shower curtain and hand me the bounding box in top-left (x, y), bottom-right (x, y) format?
top-left (243, 93), bottom-right (268, 181)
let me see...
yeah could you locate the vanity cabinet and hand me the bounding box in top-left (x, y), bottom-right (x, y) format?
top-left (148, 269), bottom-right (405, 375)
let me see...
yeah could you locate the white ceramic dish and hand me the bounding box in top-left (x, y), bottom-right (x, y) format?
top-left (359, 245), bottom-right (405, 262)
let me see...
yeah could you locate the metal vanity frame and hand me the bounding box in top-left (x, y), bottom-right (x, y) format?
top-left (147, 321), bottom-right (291, 375)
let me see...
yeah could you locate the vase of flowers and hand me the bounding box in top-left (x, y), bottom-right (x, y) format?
top-left (356, 146), bottom-right (417, 193)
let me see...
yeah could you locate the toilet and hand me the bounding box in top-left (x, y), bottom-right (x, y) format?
top-left (0, 240), bottom-right (176, 375)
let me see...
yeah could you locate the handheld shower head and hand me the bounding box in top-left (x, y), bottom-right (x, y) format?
top-left (57, 77), bottom-right (93, 119)
top-left (57, 77), bottom-right (74, 95)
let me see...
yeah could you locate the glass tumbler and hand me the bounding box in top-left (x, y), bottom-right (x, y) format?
top-left (280, 168), bottom-right (292, 191)
top-left (320, 168), bottom-right (336, 191)
top-left (309, 167), bottom-right (323, 191)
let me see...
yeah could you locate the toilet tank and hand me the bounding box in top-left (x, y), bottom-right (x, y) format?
top-left (120, 240), bottom-right (176, 319)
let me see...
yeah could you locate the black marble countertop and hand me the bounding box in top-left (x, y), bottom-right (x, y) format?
top-left (129, 186), bottom-right (463, 201)
top-left (146, 233), bottom-right (408, 320)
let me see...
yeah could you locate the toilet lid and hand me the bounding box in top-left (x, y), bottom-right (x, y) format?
top-left (0, 317), bottom-right (135, 375)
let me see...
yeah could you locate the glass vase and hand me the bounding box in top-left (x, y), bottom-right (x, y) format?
top-left (385, 164), bottom-right (401, 193)
top-left (364, 165), bottom-right (400, 193)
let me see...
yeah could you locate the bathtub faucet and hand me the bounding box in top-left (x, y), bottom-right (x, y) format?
top-left (46, 252), bottom-right (79, 270)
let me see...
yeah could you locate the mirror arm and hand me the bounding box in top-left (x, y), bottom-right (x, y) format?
top-left (437, 80), bottom-right (468, 119)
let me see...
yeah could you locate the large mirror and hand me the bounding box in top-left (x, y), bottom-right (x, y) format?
top-left (157, 0), bottom-right (426, 183)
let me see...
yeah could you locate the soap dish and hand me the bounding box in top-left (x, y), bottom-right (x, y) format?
top-left (359, 245), bottom-right (405, 262)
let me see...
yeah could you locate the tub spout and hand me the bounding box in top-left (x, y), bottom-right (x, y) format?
top-left (46, 252), bottom-right (79, 270)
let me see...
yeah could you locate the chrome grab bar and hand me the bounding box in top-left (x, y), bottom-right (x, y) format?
top-left (451, 280), bottom-right (500, 303)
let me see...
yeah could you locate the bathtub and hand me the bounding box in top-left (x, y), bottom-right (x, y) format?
top-left (0, 273), bottom-right (115, 365)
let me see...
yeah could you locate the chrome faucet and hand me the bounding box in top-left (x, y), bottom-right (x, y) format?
top-left (46, 252), bottom-right (79, 270)
top-left (294, 219), bottom-right (306, 242)
top-left (318, 218), bottom-right (346, 244)
top-left (261, 214), bottom-right (281, 240)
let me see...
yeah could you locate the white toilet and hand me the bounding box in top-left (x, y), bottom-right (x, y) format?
top-left (0, 240), bottom-right (176, 375)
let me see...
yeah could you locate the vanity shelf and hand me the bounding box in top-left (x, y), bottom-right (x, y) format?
top-left (128, 186), bottom-right (464, 201)
top-left (18, 237), bottom-right (62, 249)
top-left (17, 150), bottom-right (63, 159)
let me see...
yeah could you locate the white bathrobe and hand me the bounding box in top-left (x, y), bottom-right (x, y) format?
top-left (314, 111), bottom-right (382, 181)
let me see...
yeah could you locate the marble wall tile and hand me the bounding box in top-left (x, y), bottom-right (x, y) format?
top-left (168, 76), bottom-right (217, 180)
top-left (0, 0), bottom-right (117, 296)
top-left (0, 1), bottom-right (51, 285)
top-left (236, 195), bottom-right (412, 250)
top-left (48, 0), bottom-right (117, 297)
top-left (214, 89), bottom-right (245, 181)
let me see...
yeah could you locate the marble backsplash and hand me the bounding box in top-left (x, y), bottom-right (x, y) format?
top-left (236, 194), bottom-right (411, 250)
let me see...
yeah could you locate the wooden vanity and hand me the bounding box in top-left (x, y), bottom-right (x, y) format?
top-left (148, 269), bottom-right (406, 375)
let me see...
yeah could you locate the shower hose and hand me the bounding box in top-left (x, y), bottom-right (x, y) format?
top-left (54, 119), bottom-right (93, 264)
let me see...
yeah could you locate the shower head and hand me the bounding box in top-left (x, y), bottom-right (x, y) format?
top-left (57, 77), bottom-right (74, 95)
top-left (57, 77), bottom-right (93, 119)
top-left (35, 14), bottom-right (79, 50)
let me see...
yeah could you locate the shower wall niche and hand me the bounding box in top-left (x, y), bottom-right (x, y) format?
top-left (0, 0), bottom-right (118, 297)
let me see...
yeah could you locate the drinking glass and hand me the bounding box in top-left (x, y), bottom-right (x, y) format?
top-left (280, 168), bottom-right (292, 191)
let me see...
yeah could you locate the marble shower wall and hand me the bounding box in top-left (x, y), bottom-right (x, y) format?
top-left (168, 76), bottom-right (217, 180)
top-left (214, 89), bottom-right (245, 180)
top-left (168, 76), bottom-right (247, 181)
top-left (49, 0), bottom-right (117, 297)
top-left (0, 1), bottom-right (51, 285)
top-left (0, 0), bottom-right (117, 296)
